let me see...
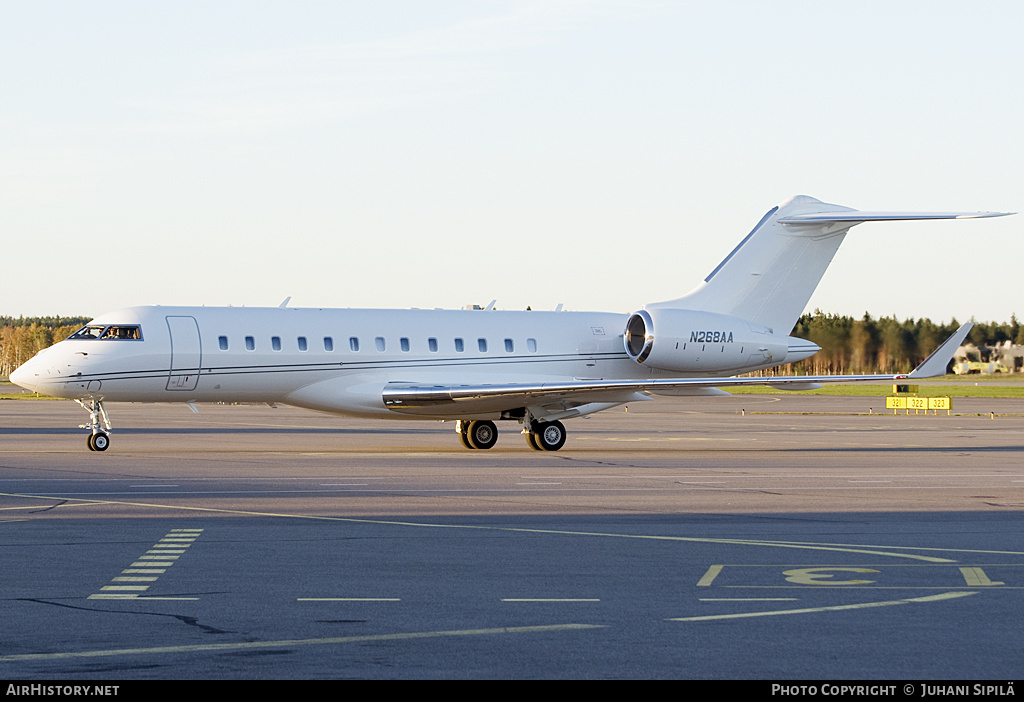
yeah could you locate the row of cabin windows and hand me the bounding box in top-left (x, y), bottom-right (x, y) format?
top-left (218, 335), bottom-right (538, 354)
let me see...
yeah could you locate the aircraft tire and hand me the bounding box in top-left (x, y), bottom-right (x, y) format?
top-left (525, 431), bottom-right (542, 450)
top-left (534, 421), bottom-right (566, 451)
top-left (467, 420), bottom-right (498, 450)
top-left (87, 434), bottom-right (96, 451)
top-left (458, 422), bottom-right (475, 449)
top-left (91, 432), bottom-right (110, 452)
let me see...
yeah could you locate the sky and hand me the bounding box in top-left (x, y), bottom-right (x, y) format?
top-left (2, 0), bottom-right (1021, 324)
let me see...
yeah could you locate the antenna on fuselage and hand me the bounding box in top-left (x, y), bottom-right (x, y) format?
top-left (279, 297), bottom-right (291, 308)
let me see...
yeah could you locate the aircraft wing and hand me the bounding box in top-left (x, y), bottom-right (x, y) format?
top-left (383, 323), bottom-right (972, 417)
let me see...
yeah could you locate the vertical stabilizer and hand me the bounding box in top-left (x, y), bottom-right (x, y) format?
top-left (649, 196), bottom-right (855, 333)
top-left (649, 196), bottom-right (1010, 334)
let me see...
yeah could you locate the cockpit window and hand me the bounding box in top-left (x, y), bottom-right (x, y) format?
top-left (69, 325), bottom-right (106, 339)
top-left (68, 325), bottom-right (143, 340)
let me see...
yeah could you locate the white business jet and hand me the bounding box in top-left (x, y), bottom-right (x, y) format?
top-left (11, 195), bottom-right (1010, 452)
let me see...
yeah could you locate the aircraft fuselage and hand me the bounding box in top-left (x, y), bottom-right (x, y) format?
top-left (13, 305), bottom-right (805, 420)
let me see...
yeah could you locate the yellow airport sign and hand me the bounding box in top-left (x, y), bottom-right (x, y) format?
top-left (885, 396), bottom-right (951, 414)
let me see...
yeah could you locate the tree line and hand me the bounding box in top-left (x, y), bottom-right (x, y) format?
top-left (777, 311), bottom-right (1022, 375)
top-left (2, 311), bottom-right (1021, 379)
top-left (1, 317), bottom-right (90, 378)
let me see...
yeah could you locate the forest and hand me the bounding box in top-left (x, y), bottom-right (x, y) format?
top-left (2, 311), bottom-right (1022, 379)
top-left (1, 317), bottom-right (90, 378)
top-left (781, 311), bottom-right (1022, 375)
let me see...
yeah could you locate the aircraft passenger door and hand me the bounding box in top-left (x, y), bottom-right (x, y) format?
top-left (166, 316), bottom-right (202, 391)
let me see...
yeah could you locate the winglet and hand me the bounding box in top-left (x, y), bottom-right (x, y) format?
top-left (906, 322), bottom-right (973, 379)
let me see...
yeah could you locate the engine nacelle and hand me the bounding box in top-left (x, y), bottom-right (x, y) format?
top-left (623, 308), bottom-right (804, 373)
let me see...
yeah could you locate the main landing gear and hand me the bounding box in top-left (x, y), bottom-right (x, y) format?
top-left (525, 420), bottom-right (566, 451)
top-left (76, 399), bottom-right (112, 452)
top-left (455, 418), bottom-right (567, 451)
top-left (457, 420), bottom-right (498, 450)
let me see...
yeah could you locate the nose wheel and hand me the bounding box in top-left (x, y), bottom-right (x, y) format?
top-left (88, 432), bottom-right (110, 451)
top-left (76, 399), bottom-right (112, 452)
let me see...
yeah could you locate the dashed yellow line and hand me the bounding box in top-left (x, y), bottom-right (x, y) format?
top-left (699, 598), bottom-right (799, 602)
top-left (0, 624), bottom-right (605, 663)
top-left (502, 599), bottom-right (600, 602)
top-left (297, 598), bottom-right (400, 602)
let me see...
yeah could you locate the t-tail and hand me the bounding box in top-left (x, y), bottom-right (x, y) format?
top-left (649, 195), bottom-right (1011, 334)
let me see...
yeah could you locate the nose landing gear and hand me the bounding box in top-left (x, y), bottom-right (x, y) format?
top-left (75, 399), bottom-right (112, 452)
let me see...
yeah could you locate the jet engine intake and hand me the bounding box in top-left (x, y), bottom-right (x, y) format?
top-left (623, 308), bottom-right (794, 373)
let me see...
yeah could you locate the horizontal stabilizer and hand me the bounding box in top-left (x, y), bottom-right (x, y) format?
top-left (779, 211), bottom-right (1012, 224)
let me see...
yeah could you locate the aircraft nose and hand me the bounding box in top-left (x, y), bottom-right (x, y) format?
top-left (9, 361), bottom-right (38, 393)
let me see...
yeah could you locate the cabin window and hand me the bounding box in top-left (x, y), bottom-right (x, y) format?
top-left (324, 337), bottom-right (334, 352)
top-left (478, 338), bottom-right (487, 353)
top-left (298, 336), bottom-right (308, 352)
top-left (527, 338), bottom-right (537, 353)
top-left (454, 338), bottom-right (464, 352)
top-left (349, 337), bottom-right (359, 352)
top-left (375, 337), bottom-right (386, 352)
top-left (504, 338), bottom-right (514, 353)
top-left (428, 337), bottom-right (438, 352)
top-left (218, 336), bottom-right (228, 351)
top-left (245, 336), bottom-right (255, 351)
top-left (271, 336), bottom-right (282, 351)
top-left (400, 337), bottom-right (410, 352)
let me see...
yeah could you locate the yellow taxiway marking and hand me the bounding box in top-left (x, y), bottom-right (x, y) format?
top-left (0, 624), bottom-right (605, 663)
top-left (960, 567), bottom-right (1005, 586)
top-left (697, 564), bottom-right (724, 586)
top-left (87, 529), bottom-right (203, 600)
top-left (699, 598), bottom-right (799, 602)
top-left (696, 563), bottom-right (1017, 589)
top-left (669, 591), bottom-right (976, 622)
top-left (297, 598), bottom-right (400, 602)
top-left (86, 595), bottom-right (200, 601)
top-left (6, 491), bottom-right (1024, 563)
top-left (502, 599), bottom-right (600, 602)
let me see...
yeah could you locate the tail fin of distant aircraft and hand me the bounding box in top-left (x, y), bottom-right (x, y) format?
top-left (649, 195), bottom-right (1010, 334)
